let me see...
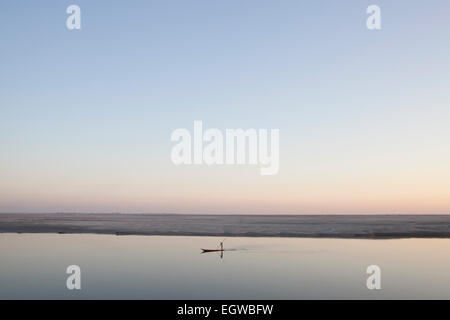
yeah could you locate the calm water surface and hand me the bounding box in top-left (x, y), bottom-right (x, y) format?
top-left (1, 233), bottom-right (450, 299)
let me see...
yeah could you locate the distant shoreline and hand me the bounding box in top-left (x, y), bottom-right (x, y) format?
top-left (1, 213), bottom-right (450, 239)
top-left (2, 212), bottom-right (449, 215)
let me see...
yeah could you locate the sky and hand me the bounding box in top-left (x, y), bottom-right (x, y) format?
top-left (1, 1), bottom-right (449, 214)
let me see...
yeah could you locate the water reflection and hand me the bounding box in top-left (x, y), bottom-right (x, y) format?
top-left (1, 233), bottom-right (450, 299)
top-left (201, 249), bottom-right (224, 259)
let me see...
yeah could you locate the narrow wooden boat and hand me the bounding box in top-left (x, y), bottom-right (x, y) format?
top-left (202, 239), bottom-right (226, 253)
top-left (201, 249), bottom-right (224, 252)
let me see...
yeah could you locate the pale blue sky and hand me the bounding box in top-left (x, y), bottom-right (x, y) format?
top-left (1, 1), bottom-right (449, 213)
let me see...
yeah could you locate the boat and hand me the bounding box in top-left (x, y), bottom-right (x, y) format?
top-left (201, 239), bottom-right (226, 253)
top-left (201, 249), bottom-right (224, 253)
